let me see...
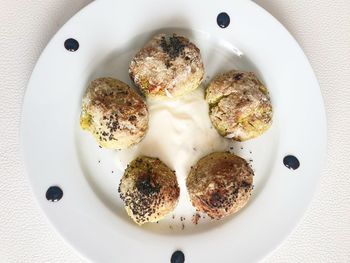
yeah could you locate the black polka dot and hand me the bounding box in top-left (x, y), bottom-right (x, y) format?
top-left (46, 186), bottom-right (63, 202)
top-left (283, 155), bottom-right (300, 170)
top-left (64, 38), bottom-right (79, 52)
top-left (217, 12), bottom-right (230, 28)
top-left (171, 250), bottom-right (185, 263)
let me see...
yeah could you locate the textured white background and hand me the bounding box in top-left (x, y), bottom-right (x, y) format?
top-left (0, 0), bottom-right (349, 262)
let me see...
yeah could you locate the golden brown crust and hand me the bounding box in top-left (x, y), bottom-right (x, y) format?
top-left (80, 77), bottom-right (148, 149)
top-left (118, 156), bottom-right (180, 225)
top-left (186, 152), bottom-right (253, 219)
top-left (129, 34), bottom-right (204, 98)
top-left (206, 70), bottom-right (273, 141)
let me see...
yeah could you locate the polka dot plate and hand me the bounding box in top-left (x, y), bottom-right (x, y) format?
top-left (21, 0), bottom-right (327, 262)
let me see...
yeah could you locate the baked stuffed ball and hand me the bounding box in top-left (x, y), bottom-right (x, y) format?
top-left (80, 77), bottom-right (148, 149)
top-left (186, 152), bottom-right (253, 219)
top-left (206, 70), bottom-right (273, 141)
top-left (129, 33), bottom-right (204, 98)
top-left (118, 156), bottom-right (180, 225)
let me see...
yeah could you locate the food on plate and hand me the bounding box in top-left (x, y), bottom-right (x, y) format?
top-left (80, 77), bottom-right (148, 149)
top-left (186, 152), bottom-right (253, 219)
top-left (129, 33), bottom-right (204, 98)
top-left (118, 156), bottom-right (180, 225)
top-left (206, 70), bottom-right (273, 141)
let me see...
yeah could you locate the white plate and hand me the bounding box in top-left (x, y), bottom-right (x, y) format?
top-left (21, 0), bottom-right (326, 262)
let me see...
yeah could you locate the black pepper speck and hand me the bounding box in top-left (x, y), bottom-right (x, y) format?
top-left (160, 35), bottom-right (185, 59)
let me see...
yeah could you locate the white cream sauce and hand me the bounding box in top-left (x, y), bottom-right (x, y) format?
top-left (114, 87), bottom-right (230, 181)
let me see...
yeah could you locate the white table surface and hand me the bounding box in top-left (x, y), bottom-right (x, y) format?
top-left (0, 0), bottom-right (349, 262)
